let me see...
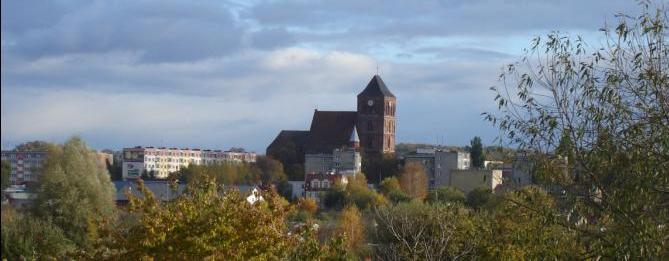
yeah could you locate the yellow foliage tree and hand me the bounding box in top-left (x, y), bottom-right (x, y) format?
top-left (399, 162), bottom-right (428, 200)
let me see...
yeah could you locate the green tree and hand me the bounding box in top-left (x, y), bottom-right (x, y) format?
top-left (398, 162), bottom-right (428, 200)
top-left (1, 206), bottom-right (75, 259)
top-left (254, 156), bottom-right (287, 185)
top-left (466, 188), bottom-right (494, 209)
top-left (470, 136), bottom-right (485, 169)
top-left (426, 186), bottom-right (466, 205)
top-left (379, 176), bottom-right (401, 195)
top-left (30, 137), bottom-right (116, 247)
top-left (1, 160), bottom-right (10, 191)
top-left (478, 187), bottom-right (583, 259)
top-left (484, 3), bottom-right (669, 258)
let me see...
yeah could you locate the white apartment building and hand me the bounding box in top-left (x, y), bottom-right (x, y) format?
top-left (1, 151), bottom-right (47, 184)
top-left (122, 146), bottom-right (256, 180)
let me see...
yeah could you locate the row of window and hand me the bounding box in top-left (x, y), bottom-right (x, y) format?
top-left (310, 180), bottom-right (331, 189)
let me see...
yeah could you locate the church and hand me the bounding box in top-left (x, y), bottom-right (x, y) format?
top-left (266, 74), bottom-right (397, 169)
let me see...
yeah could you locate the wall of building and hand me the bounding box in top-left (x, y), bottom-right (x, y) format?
top-left (304, 148), bottom-right (361, 176)
top-left (450, 169), bottom-right (503, 194)
top-left (1, 151), bottom-right (47, 184)
top-left (405, 150), bottom-right (471, 189)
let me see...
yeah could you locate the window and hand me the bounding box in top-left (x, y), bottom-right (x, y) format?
top-left (367, 121), bottom-right (373, 131)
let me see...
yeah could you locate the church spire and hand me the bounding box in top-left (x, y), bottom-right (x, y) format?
top-left (349, 126), bottom-right (360, 148)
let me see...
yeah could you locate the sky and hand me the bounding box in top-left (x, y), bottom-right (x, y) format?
top-left (1, 0), bottom-right (645, 153)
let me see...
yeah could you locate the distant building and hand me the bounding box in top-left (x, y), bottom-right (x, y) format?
top-left (405, 149), bottom-right (470, 188)
top-left (267, 75), bottom-right (397, 172)
top-left (122, 146), bottom-right (256, 180)
top-left (511, 152), bottom-right (534, 187)
top-left (2, 185), bottom-right (34, 208)
top-left (287, 181), bottom-right (305, 200)
top-left (304, 172), bottom-right (348, 201)
top-left (450, 169), bottom-right (503, 194)
top-left (304, 127), bottom-right (362, 177)
top-left (1, 150), bottom-right (47, 184)
top-left (96, 151), bottom-right (114, 167)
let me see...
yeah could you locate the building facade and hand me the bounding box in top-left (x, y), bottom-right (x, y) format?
top-left (303, 171), bottom-right (348, 201)
top-left (1, 151), bottom-right (47, 184)
top-left (304, 127), bottom-right (362, 177)
top-left (450, 169), bottom-right (503, 194)
top-left (122, 146), bottom-right (256, 180)
top-left (405, 149), bottom-right (471, 188)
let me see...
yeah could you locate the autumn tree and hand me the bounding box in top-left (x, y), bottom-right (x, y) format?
top-left (373, 201), bottom-right (479, 260)
top-left (484, 3), bottom-right (669, 258)
top-left (91, 176), bottom-right (354, 259)
top-left (336, 205), bottom-right (367, 256)
top-left (398, 162), bottom-right (428, 200)
top-left (30, 137), bottom-right (116, 248)
top-left (380, 176), bottom-right (412, 203)
top-left (297, 197), bottom-right (318, 215)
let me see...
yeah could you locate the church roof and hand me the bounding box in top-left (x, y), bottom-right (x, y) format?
top-left (266, 130), bottom-right (310, 154)
top-left (305, 110), bottom-right (357, 153)
top-left (357, 75), bottom-right (395, 98)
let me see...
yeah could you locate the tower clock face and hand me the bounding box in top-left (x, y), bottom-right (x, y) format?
top-left (367, 99), bottom-right (374, 106)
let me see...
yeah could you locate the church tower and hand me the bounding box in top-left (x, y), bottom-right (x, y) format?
top-left (357, 75), bottom-right (396, 154)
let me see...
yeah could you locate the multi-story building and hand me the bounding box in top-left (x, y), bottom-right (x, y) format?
top-left (304, 127), bottom-right (362, 177)
top-left (404, 149), bottom-right (470, 188)
top-left (122, 146), bottom-right (257, 180)
top-left (304, 171), bottom-right (349, 201)
top-left (1, 151), bottom-right (47, 184)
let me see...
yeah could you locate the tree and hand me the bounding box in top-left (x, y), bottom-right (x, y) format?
top-left (1, 160), bottom-right (10, 191)
top-left (335, 205), bottom-right (366, 255)
top-left (466, 188), bottom-right (494, 209)
top-left (398, 162), bottom-right (428, 200)
top-left (484, 3), bottom-right (669, 258)
top-left (373, 201), bottom-right (479, 260)
top-left (478, 187), bottom-right (583, 259)
top-left (426, 186), bottom-right (466, 205)
top-left (254, 156), bottom-right (287, 185)
top-left (1, 205), bottom-right (75, 259)
top-left (30, 137), bottom-right (116, 247)
top-left (379, 176), bottom-right (401, 195)
top-left (297, 197), bottom-right (318, 215)
top-left (93, 176), bottom-right (354, 259)
top-left (470, 136), bottom-right (485, 169)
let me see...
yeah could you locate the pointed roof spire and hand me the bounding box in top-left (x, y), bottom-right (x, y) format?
top-left (350, 126), bottom-right (360, 143)
top-left (358, 75), bottom-right (395, 98)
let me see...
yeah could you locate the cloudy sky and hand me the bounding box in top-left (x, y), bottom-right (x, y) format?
top-left (1, 0), bottom-right (643, 153)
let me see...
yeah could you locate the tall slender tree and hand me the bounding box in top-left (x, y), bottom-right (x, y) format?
top-left (470, 136), bottom-right (485, 169)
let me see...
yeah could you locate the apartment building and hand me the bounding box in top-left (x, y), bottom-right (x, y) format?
top-left (122, 146), bottom-right (256, 180)
top-left (1, 151), bottom-right (47, 184)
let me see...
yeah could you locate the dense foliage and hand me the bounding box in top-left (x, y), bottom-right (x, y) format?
top-left (484, 3), bottom-right (669, 258)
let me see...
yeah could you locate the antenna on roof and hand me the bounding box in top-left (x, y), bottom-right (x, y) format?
top-left (376, 62), bottom-right (380, 76)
